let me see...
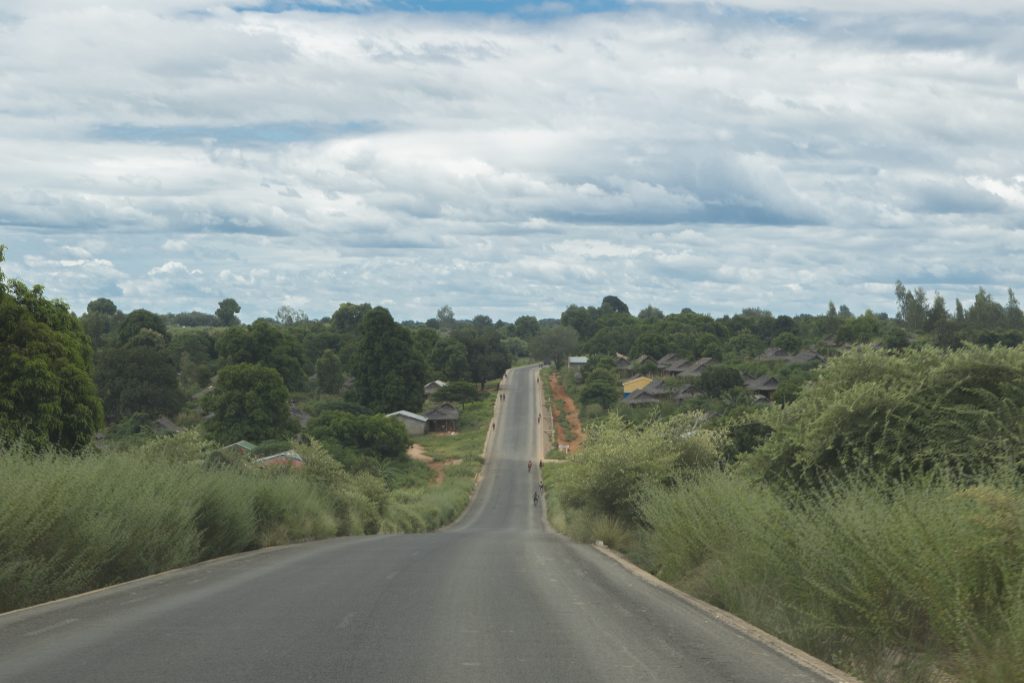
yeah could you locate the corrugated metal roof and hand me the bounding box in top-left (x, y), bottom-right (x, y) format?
top-left (387, 410), bottom-right (428, 422)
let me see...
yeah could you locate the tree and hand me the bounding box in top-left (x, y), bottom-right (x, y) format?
top-left (307, 411), bottom-right (409, 460)
top-left (454, 326), bottom-right (510, 387)
top-left (94, 344), bottom-right (184, 421)
top-left (601, 295), bottom-right (630, 316)
top-left (216, 320), bottom-right (306, 390)
top-left (117, 309), bottom-right (168, 345)
top-left (968, 287), bottom-right (1004, 328)
top-left (435, 304), bottom-right (455, 330)
top-left (560, 304), bottom-right (598, 340)
top-left (529, 325), bottom-right (579, 365)
top-left (772, 331), bottom-right (801, 355)
top-left (316, 349), bottom-right (344, 394)
top-left (512, 315), bottom-right (540, 340)
top-left (637, 304), bottom-right (662, 321)
top-left (928, 293), bottom-right (950, 331)
top-left (215, 298), bottom-right (241, 327)
top-left (331, 302), bottom-right (372, 333)
top-left (87, 297), bottom-right (118, 316)
top-left (430, 336), bottom-right (470, 380)
top-left (202, 363), bottom-right (295, 443)
top-left (275, 305), bottom-right (308, 326)
top-left (0, 246), bottom-right (104, 451)
top-left (1008, 289), bottom-right (1024, 329)
top-left (894, 281), bottom-right (930, 332)
top-left (434, 380), bottom-right (481, 408)
top-left (697, 365), bottom-right (743, 398)
top-left (353, 307), bottom-right (427, 413)
top-left (580, 367), bottom-right (621, 409)
top-left (80, 298), bottom-right (123, 347)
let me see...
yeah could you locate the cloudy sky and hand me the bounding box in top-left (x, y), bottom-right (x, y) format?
top-left (2, 0), bottom-right (1023, 323)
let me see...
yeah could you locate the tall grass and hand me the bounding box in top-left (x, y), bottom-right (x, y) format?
top-left (639, 467), bottom-right (1024, 681)
top-left (1, 393), bottom-right (493, 613)
top-left (380, 457), bottom-right (482, 533)
top-left (0, 436), bottom-right (340, 613)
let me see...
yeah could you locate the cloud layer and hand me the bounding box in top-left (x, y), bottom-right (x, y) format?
top-left (2, 1), bottom-right (1023, 321)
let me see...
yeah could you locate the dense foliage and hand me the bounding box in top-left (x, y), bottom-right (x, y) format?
top-left (202, 363), bottom-right (296, 443)
top-left (0, 247), bottom-right (103, 450)
top-left (746, 345), bottom-right (1024, 485)
top-left (353, 307), bottom-right (427, 413)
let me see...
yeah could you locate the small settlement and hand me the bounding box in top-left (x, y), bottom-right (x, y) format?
top-left (570, 347), bottom-right (825, 408)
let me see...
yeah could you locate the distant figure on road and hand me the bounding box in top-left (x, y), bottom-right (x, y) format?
top-left (527, 460), bottom-right (533, 472)
top-left (533, 491), bottom-right (539, 506)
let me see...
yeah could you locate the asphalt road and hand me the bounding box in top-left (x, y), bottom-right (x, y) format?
top-left (0, 366), bottom-right (840, 682)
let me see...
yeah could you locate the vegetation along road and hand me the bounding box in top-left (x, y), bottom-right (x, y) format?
top-left (0, 366), bottom-right (842, 682)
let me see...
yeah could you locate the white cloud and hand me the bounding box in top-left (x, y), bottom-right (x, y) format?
top-left (2, 2), bottom-right (1023, 321)
top-left (148, 260), bottom-right (201, 276)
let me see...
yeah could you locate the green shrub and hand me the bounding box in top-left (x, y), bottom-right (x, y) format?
top-left (559, 412), bottom-right (722, 521)
top-left (747, 345), bottom-right (1024, 484)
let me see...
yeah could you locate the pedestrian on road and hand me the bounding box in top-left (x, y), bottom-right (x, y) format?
top-left (533, 491), bottom-right (539, 506)
top-left (527, 460), bottom-right (533, 472)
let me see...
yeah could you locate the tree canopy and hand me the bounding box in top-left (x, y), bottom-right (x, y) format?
top-left (353, 307), bottom-right (427, 414)
top-left (215, 298), bottom-right (241, 327)
top-left (0, 247), bottom-right (104, 451)
top-left (202, 363), bottom-right (295, 444)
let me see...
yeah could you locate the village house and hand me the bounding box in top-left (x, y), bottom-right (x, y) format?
top-left (744, 375), bottom-right (780, 401)
top-left (425, 402), bottom-right (460, 433)
top-left (622, 375), bottom-right (654, 397)
top-left (254, 450), bottom-right (305, 469)
top-left (387, 410), bottom-right (429, 436)
top-left (423, 380), bottom-right (448, 397)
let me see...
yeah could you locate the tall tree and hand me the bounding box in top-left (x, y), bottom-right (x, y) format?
top-left (601, 295), bottom-right (630, 316)
top-left (580, 367), bottom-right (621, 409)
top-left (0, 247), bottom-right (103, 450)
top-left (353, 307), bottom-right (427, 413)
top-left (215, 298), bottom-right (241, 327)
top-left (430, 336), bottom-right (470, 380)
top-left (80, 297), bottom-right (123, 347)
top-left (529, 325), bottom-right (579, 365)
top-left (117, 308), bottom-right (168, 345)
top-left (216, 320), bottom-right (306, 390)
top-left (94, 309), bottom-right (184, 421)
top-left (202, 363), bottom-right (295, 444)
top-left (316, 349), bottom-right (344, 394)
top-left (512, 315), bottom-right (540, 340)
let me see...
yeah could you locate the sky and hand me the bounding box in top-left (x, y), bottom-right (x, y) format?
top-left (1, 0), bottom-right (1023, 323)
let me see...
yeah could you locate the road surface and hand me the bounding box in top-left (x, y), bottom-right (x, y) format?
top-left (0, 366), bottom-right (842, 682)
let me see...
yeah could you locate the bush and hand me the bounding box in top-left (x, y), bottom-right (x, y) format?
top-left (746, 345), bottom-right (1024, 485)
top-left (558, 412), bottom-right (723, 521)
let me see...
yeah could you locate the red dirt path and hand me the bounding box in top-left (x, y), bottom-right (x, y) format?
top-left (549, 372), bottom-right (585, 454)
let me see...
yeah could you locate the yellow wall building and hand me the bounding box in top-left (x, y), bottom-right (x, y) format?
top-left (622, 375), bottom-right (653, 396)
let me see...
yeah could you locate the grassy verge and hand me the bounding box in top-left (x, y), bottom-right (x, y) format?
top-left (380, 457), bottom-right (483, 533)
top-left (388, 394), bottom-right (494, 530)
top-left (640, 468), bottom-right (1024, 681)
top-left (0, 393), bottom-right (496, 613)
top-left (0, 437), bottom-right (341, 613)
top-left (544, 458), bottom-right (1024, 682)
